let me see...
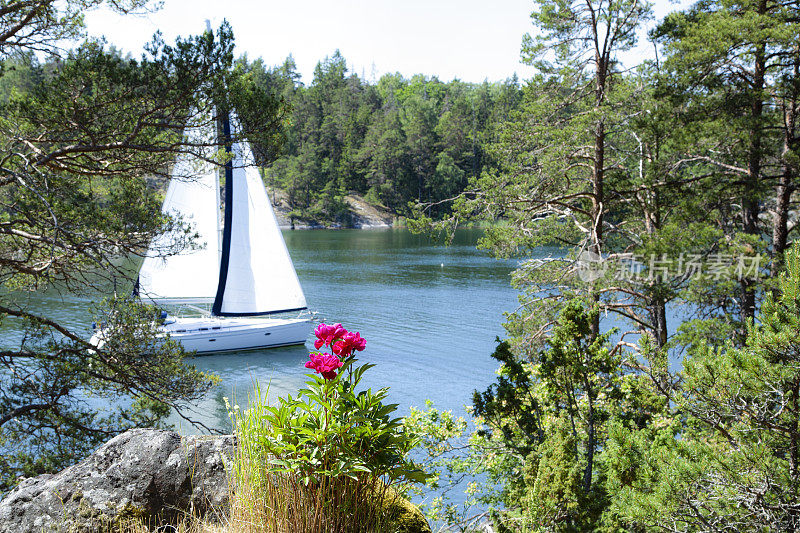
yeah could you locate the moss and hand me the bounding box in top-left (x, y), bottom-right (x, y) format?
top-left (113, 502), bottom-right (148, 522)
top-left (382, 488), bottom-right (432, 533)
top-left (95, 502), bottom-right (149, 532)
top-left (76, 497), bottom-right (100, 520)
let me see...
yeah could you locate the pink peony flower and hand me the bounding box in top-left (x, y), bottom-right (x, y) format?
top-left (313, 322), bottom-right (348, 349)
top-left (332, 331), bottom-right (367, 357)
top-left (305, 352), bottom-right (343, 380)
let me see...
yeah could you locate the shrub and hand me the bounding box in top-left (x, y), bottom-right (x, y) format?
top-left (228, 323), bottom-right (428, 533)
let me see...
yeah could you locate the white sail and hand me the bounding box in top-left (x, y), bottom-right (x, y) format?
top-left (137, 150), bottom-right (221, 305)
top-left (215, 136), bottom-right (307, 315)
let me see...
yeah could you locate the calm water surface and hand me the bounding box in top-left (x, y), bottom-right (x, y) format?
top-left (2, 229), bottom-right (525, 431)
top-left (7, 228), bottom-right (690, 513)
top-left (6, 228), bottom-right (685, 434)
top-left (169, 228), bottom-right (523, 432)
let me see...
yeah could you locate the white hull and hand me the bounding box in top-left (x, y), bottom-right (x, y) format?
top-left (92, 316), bottom-right (313, 355)
top-left (164, 316), bottom-right (313, 353)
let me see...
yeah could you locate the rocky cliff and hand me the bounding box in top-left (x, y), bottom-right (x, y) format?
top-left (269, 190), bottom-right (396, 229)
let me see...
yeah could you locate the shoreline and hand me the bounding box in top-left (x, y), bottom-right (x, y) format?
top-left (278, 221), bottom-right (397, 230)
top-left (269, 190), bottom-right (399, 230)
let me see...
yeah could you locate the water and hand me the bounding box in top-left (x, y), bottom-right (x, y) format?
top-left (173, 228), bottom-right (522, 432)
top-left (3, 229), bottom-right (687, 433)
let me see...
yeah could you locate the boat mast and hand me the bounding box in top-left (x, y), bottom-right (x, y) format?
top-left (206, 20), bottom-right (223, 271)
top-left (214, 129), bottom-right (223, 269)
top-left (211, 106), bottom-right (234, 317)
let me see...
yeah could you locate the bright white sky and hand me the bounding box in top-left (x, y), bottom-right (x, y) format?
top-left (83, 0), bottom-right (687, 86)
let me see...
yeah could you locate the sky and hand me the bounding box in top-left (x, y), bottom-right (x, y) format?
top-left (83, 0), bottom-right (688, 86)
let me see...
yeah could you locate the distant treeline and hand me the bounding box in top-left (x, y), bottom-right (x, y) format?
top-left (238, 51), bottom-right (522, 222)
top-left (0, 49), bottom-right (522, 223)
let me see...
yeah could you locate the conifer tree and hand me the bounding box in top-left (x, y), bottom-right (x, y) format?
top-left (0, 6), bottom-right (283, 491)
top-left (609, 243), bottom-right (800, 530)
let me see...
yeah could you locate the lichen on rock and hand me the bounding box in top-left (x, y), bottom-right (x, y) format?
top-left (0, 429), bottom-right (234, 533)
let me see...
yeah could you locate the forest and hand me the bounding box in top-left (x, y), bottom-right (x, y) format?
top-left (0, 48), bottom-right (522, 224)
top-left (403, 0), bottom-right (800, 530)
top-left (227, 52), bottom-right (523, 223)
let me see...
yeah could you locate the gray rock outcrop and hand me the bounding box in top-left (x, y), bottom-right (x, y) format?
top-left (0, 428), bottom-right (233, 533)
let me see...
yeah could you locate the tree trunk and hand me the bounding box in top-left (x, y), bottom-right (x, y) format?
top-left (771, 47), bottom-right (799, 279)
top-left (590, 49), bottom-right (607, 339)
top-left (652, 298), bottom-right (669, 348)
top-left (772, 165), bottom-right (794, 277)
top-left (643, 186), bottom-right (669, 348)
top-left (740, 21), bottom-right (766, 324)
top-left (590, 119), bottom-right (605, 339)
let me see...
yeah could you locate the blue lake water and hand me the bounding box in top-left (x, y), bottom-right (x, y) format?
top-left (3, 227), bottom-right (687, 434)
top-left (169, 228), bottom-right (524, 432)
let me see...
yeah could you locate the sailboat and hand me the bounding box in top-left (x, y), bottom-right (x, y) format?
top-left (95, 113), bottom-right (313, 354)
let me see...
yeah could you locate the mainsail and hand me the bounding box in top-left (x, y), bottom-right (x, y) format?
top-left (137, 141), bottom-right (221, 305)
top-left (212, 117), bottom-right (308, 316)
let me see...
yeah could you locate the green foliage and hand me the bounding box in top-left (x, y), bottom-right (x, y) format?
top-left (259, 359), bottom-right (424, 485)
top-left (0, 297), bottom-right (216, 493)
top-left (241, 52), bottom-right (521, 223)
top-left (229, 359), bottom-right (428, 532)
top-left (602, 245), bottom-right (800, 530)
top-left (404, 403), bottom-right (481, 527)
top-left (407, 0), bottom-right (800, 530)
top-left (413, 0), bottom-right (675, 358)
top-left (410, 300), bottom-right (641, 531)
top-left (526, 415), bottom-right (585, 529)
top-left (650, 0), bottom-right (800, 327)
top-left (505, 301), bottom-right (623, 530)
top-left (472, 340), bottom-right (542, 459)
top-left (0, 15), bottom-right (281, 493)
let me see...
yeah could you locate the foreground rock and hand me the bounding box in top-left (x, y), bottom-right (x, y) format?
top-left (0, 428), bottom-right (232, 532)
top-left (0, 428), bottom-right (432, 533)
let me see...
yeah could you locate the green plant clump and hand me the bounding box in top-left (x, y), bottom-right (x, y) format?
top-left (228, 323), bottom-right (429, 533)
